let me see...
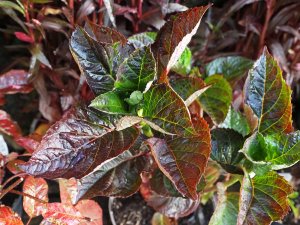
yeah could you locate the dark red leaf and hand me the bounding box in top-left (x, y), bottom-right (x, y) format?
top-left (0, 205), bottom-right (24, 225)
top-left (151, 6), bottom-right (209, 82)
top-left (20, 107), bottom-right (139, 179)
top-left (7, 159), bottom-right (25, 174)
top-left (0, 70), bottom-right (33, 94)
top-left (15, 136), bottom-right (39, 153)
top-left (14, 32), bottom-right (34, 43)
top-left (0, 110), bottom-right (22, 138)
top-left (23, 176), bottom-right (49, 217)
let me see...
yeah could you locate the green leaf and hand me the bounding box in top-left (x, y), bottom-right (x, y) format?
top-left (238, 171), bottom-right (292, 225)
top-left (146, 117), bottom-right (211, 200)
top-left (170, 75), bottom-right (206, 101)
top-left (128, 32), bottom-right (157, 49)
top-left (211, 128), bottom-right (244, 174)
top-left (0, 1), bottom-right (24, 15)
top-left (205, 56), bottom-right (253, 81)
top-left (209, 192), bottom-right (239, 225)
top-left (242, 131), bottom-right (300, 171)
top-left (171, 47), bottom-right (192, 75)
top-left (244, 48), bottom-right (292, 135)
top-left (199, 75), bottom-right (232, 124)
top-left (90, 91), bottom-right (127, 114)
top-left (151, 6), bottom-right (209, 82)
top-left (70, 26), bottom-right (132, 95)
top-left (219, 107), bottom-right (251, 137)
top-left (142, 83), bottom-right (194, 136)
top-left (114, 46), bottom-right (156, 92)
top-left (124, 91), bottom-right (143, 106)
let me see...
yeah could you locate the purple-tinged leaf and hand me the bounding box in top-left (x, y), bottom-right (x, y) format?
top-left (20, 107), bottom-right (139, 179)
top-left (0, 70), bottom-right (33, 94)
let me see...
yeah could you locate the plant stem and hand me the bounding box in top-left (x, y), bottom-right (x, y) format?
top-left (26, 217), bottom-right (32, 225)
top-left (0, 178), bottom-right (23, 200)
top-left (9, 189), bottom-right (48, 204)
top-left (203, 175), bottom-right (241, 194)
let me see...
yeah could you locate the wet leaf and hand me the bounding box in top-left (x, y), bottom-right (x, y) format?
top-left (70, 26), bottom-right (132, 95)
top-left (205, 56), bottom-right (253, 82)
top-left (210, 128), bottom-right (244, 174)
top-left (15, 136), bottom-right (39, 153)
top-left (219, 107), bottom-right (250, 137)
top-left (0, 205), bottom-right (24, 225)
top-left (238, 172), bottom-right (292, 225)
top-left (142, 83), bottom-right (194, 136)
top-left (244, 48), bottom-right (292, 135)
top-left (20, 107), bottom-right (139, 179)
top-left (0, 70), bottom-right (33, 94)
top-left (114, 46), bottom-right (156, 92)
top-left (90, 91), bottom-right (127, 114)
top-left (0, 110), bottom-right (22, 138)
top-left (151, 6), bottom-right (209, 82)
top-left (199, 75), bottom-right (232, 124)
top-left (146, 117), bottom-right (211, 200)
top-left (128, 32), bottom-right (157, 49)
top-left (242, 131), bottom-right (300, 171)
top-left (23, 176), bottom-right (49, 217)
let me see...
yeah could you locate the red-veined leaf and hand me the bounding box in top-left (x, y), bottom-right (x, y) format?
top-left (0, 205), bottom-right (24, 225)
top-left (151, 6), bottom-right (210, 82)
top-left (23, 176), bottom-right (49, 217)
top-left (0, 110), bottom-right (22, 138)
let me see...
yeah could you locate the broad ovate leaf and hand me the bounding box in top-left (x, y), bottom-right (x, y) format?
top-left (70, 26), bottom-right (132, 95)
top-left (23, 176), bottom-right (49, 217)
top-left (20, 107), bottom-right (138, 179)
top-left (0, 70), bottom-right (33, 94)
top-left (90, 91), bottom-right (127, 114)
top-left (0, 205), bottom-right (23, 225)
top-left (128, 32), bottom-right (157, 48)
top-left (146, 117), bottom-right (211, 200)
top-left (141, 83), bottom-right (194, 136)
top-left (219, 107), bottom-right (251, 137)
top-left (114, 46), bottom-right (156, 92)
top-left (242, 131), bottom-right (300, 171)
top-left (73, 147), bottom-right (147, 203)
top-left (151, 6), bottom-right (210, 82)
top-left (74, 200), bottom-right (103, 225)
top-left (238, 172), bottom-right (292, 225)
top-left (209, 192), bottom-right (239, 225)
top-left (211, 128), bottom-right (244, 174)
top-left (244, 48), bottom-right (292, 135)
top-left (199, 75), bottom-right (232, 124)
top-left (206, 56), bottom-right (253, 82)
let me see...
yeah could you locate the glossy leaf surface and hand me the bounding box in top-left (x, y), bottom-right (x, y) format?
top-left (206, 56), bottom-right (253, 81)
top-left (90, 91), bottom-right (127, 114)
top-left (151, 6), bottom-right (209, 82)
top-left (74, 150), bottom-right (146, 203)
top-left (20, 107), bottom-right (138, 179)
top-left (199, 75), bottom-right (232, 124)
top-left (0, 70), bottom-right (33, 94)
top-left (0, 110), bottom-right (22, 138)
top-left (209, 192), bottom-right (239, 225)
top-left (115, 46), bottom-right (156, 92)
top-left (242, 131), bottom-right (300, 170)
top-left (244, 49), bottom-right (292, 135)
top-left (23, 176), bottom-right (49, 217)
top-left (0, 205), bottom-right (23, 225)
top-left (128, 32), bottom-right (157, 48)
top-left (237, 172), bottom-right (292, 225)
top-left (146, 117), bottom-right (210, 200)
top-left (219, 107), bottom-right (250, 137)
top-left (142, 83), bottom-right (194, 136)
top-left (70, 26), bottom-right (132, 95)
top-left (211, 128), bottom-right (244, 173)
